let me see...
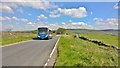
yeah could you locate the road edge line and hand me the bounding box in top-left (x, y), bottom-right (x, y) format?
top-left (1, 40), bottom-right (32, 47)
top-left (44, 36), bottom-right (60, 67)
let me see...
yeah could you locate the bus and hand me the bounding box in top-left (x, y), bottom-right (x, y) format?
top-left (37, 27), bottom-right (51, 40)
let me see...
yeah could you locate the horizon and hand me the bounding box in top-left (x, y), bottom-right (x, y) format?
top-left (1, 28), bottom-right (119, 32)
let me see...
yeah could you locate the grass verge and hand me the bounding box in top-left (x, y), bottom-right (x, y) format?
top-left (1, 32), bottom-right (36, 46)
top-left (55, 36), bottom-right (118, 66)
top-left (1, 36), bottom-right (35, 46)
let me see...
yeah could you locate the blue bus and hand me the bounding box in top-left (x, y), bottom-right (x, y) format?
top-left (37, 27), bottom-right (51, 40)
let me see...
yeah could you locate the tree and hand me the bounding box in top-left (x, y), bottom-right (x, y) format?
top-left (56, 28), bottom-right (66, 34)
top-left (5, 27), bottom-right (13, 35)
top-left (5, 28), bottom-right (13, 32)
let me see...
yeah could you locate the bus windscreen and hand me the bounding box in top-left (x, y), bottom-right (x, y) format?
top-left (38, 28), bottom-right (48, 34)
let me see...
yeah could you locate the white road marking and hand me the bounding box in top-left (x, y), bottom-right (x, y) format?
top-left (44, 36), bottom-right (60, 67)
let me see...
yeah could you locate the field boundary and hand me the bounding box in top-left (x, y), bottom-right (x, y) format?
top-left (44, 36), bottom-right (60, 67)
top-left (79, 36), bottom-right (118, 50)
top-left (1, 40), bottom-right (32, 47)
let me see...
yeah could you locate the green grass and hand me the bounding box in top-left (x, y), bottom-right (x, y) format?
top-left (55, 36), bottom-right (118, 66)
top-left (1, 36), bottom-right (35, 45)
top-left (1, 32), bottom-right (36, 46)
top-left (80, 34), bottom-right (118, 47)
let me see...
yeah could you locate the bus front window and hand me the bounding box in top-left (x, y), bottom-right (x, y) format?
top-left (38, 28), bottom-right (48, 34)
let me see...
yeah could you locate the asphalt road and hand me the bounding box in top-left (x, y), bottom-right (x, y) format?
top-left (2, 36), bottom-right (59, 66)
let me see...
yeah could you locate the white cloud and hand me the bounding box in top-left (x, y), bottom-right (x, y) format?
top-left (57, 7), bottom-right (87, 18)
top-left (20, 2), bottom-right (53, 10)
top-left (49, 14), bottom-right (60, 18)
top-left (114, 3), bottom-right (119, 9)
top-left (46, 21), bottom-right (92, 30)
top-left (107, 18), bottom-right (118, 25)
top-left (71, 22), bottom-right (87, 26)
top-left (48, 23), bottom-right (60, 30)
top-left (4, 1), bottom-right (54, 10)
top-left (0, 4), bottom-right (14, 14)
top-left (94, 18), bottom-right (118, 26)
top-left (1, 16), bottom-right (28, 22)
top-left (62, 22), bottom-right (66, 25)
top-left (1, 1), bottom-right (55, 14)
top-left (27, 22), bottom-right (33, 25)
top-left (27, 22), bottom-right (35, 26)
top-left (93, 18), bottom-right (104, 24)
top-left (60, 21), bottom-right (93, 29)
top-left (21, 18), bottom-right (28, 22)
top-left (93, 18), bottom-right (118, 29)
top-left (2, 20), bottom-right (93, 31)
top-left (37, 14), bottom-right (47, 20)
top-left (49, 10), bottom-right (61, 18)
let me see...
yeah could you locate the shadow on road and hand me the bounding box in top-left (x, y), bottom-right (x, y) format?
top-left (32, 38), bottom-right (52, 40)
top-left (32, 38), bottom-right (40, 40)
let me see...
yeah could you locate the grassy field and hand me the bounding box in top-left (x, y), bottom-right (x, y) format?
top-left (1, 31), bottom-right (36, 46)
top-left (80, 34), bottom-right (118, 47)
top-left (55, 36), bottom-right (118, 66)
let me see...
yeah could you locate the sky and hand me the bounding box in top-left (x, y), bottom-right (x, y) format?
top-left (0, 1), bottom-right (119, 31)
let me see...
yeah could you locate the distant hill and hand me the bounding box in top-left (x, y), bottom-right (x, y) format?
top-left (66, 29), bottom-right (118, 36)
top-left (101, 29), bottom-right (118, 31)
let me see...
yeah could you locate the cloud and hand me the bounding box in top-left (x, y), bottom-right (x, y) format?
top-left (2, 19), bottom-right (93, 31)
top-left (49, 14), bottom-right (61, 18)
top-left (1, 0), bottom-right (55, 14)
top-left (3, 1), bottom-right (54, 10)
top-left (107, 18), bottom-right (118, 26)
top-left (57, 7), bottom-right (87, 18)
top-left (26, 21), bottom-right (92, 30)
top-left (27, 22), bottom-right (33, 25)
top-left (71, 22), bottom-right (87, 26)
top-left (58, 21), bottom-right (93, 29)
top-left (93, 18), bottom-right (104, 24)
top-left (48, 23), bottom-right (60, 30)
top-left (0, 4), bottom-right (14, 14)
top-left (19, 2), bottom-right (53, 10)
top-left (114, 3), bottom-right (119, 9)
top-left (49, 10), bottom-right (61, 18)
top-left (93, 18), bottom-right (118, 29)
top-left (62, 22), bottom-right (66, 25)
top-left (27, 22), bottom-right (35, 26)
top-left (94, 18), bottom-right (118, 26)
top-left (1, 16), bottom-right (28, 22)
top-left (37, 14), bottom-right (47, 20)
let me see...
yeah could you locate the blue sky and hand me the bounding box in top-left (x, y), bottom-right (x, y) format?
top-left (1, 1), bottom-right (118, 31)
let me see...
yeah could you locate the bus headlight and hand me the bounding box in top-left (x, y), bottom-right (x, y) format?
top-left (38, 36), bottom-right (40, 37)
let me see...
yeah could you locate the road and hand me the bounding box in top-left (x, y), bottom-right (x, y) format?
top-left (2, 36), bottom-right (59, 66)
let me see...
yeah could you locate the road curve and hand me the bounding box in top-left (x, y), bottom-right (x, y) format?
top-left (2, 36), bottom-right (59, 66)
